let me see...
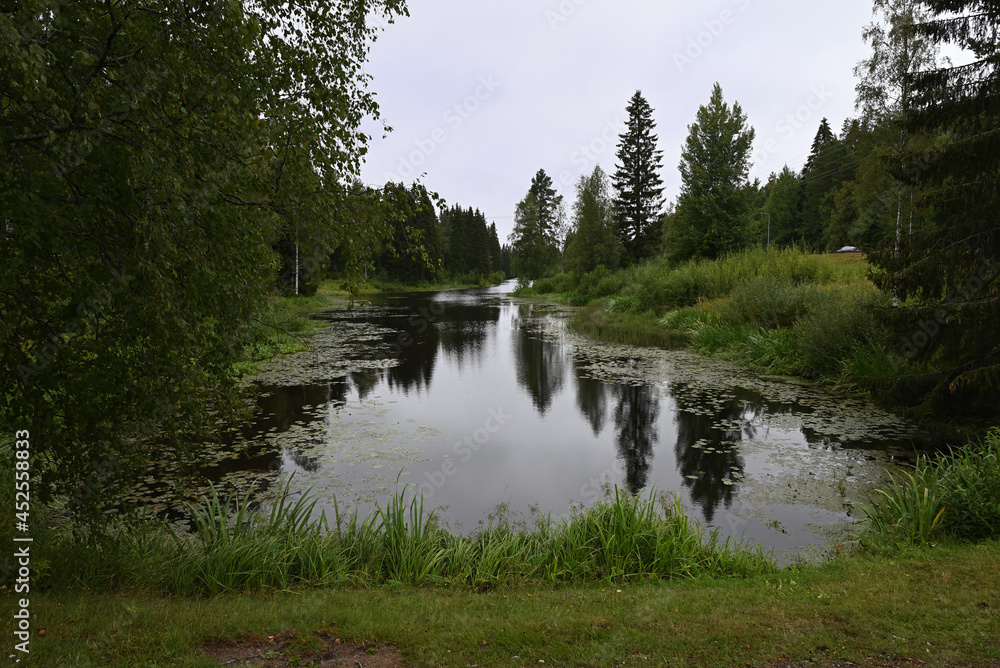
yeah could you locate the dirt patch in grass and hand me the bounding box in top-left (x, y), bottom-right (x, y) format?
top-left (201, 630), bottom-right (402, 667)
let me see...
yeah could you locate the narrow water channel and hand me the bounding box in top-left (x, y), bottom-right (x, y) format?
top-left (193, 281), bottom-right (922, 563)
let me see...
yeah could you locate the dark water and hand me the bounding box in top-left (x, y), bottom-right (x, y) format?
top-left (206, 281), bottom-right (921, 561)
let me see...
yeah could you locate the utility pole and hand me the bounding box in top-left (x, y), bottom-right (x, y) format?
top-left (760, 212), bottom-right (771, 249)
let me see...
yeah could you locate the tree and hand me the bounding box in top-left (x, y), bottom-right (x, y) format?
top-left (761, 166), bottom-right (803, 248)
top-left (612, 91), bottom-right (665, 263)
top-left (854, 0), bottom-right (942, 292)
top-left (509, 170), bottom-right (562, 279)
top-left (668, 83), bottom-right (756, 261)
top-left (0, 0), bottom-right (409, 517)
top-left (798, 119), bottom-right (857, 249)
top-left (878, 0), bottom-right (1000, 418)
top-left (566, 166), bottom-right (622, 274)
top-left (377, 183), bottom-right (443, 283)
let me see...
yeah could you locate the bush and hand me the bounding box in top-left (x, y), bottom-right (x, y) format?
top-left (794, 287), bottom-right (887, 378)
top-left (938, 429), bottom-right (1000, 541)
top-left (719, 278), bottom-right (818, 329)
top-left (606, 295), bottom-right (641, 313)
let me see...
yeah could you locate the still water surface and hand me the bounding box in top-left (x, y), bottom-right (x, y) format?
top-left (218, 281), bottom-right (921, 561)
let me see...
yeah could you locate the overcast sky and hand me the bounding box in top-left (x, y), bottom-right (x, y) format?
top-left (358, 0), bottom-right (878, 242)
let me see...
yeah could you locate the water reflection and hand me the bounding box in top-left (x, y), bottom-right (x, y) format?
top-left (512, 306), bottom-right (566, 415)
top-left (611, 382), bottom-right (659, 494)
top-left (211, 282), bottom-right (921, 559)
top-left (574, 371), bottom-right (609, 437)
top-left (671, 383), bottom-right (749, 523)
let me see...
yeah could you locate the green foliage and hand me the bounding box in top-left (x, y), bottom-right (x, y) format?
top-left (37, 483), bottom-right (775, 595)
top-left (864, 463), bottom-right (948, 545)
top-left (863, 429), bottom-right (1000, 545)
top-left (794, 288), bottom-right (888, 378)
top-left (719, 278), bottom-right (820, 329)
top-left (669, 83), bottom-right (757, 261)
top-left (799, 119), bottom-right (854, 249)
top-left (0, 0), bottom-right (408, 519)
top-left (566, 166), bottom-right (622, 273)
top-left (760, 166), bottom-right (803, 247)
top-left (375, 183), bottom-right (444, 283)
top-left (612, 91), bottom-right (665, 263)
top-left (510, 170), bottom-right (563, 279)
top-left (440, 204), bottom-right (502, 281)
top-left (934, 429), bottom-right (1000, 541)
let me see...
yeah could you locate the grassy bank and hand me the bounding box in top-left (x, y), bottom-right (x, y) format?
top-left (6, 430), bottom-right (1000, 665)
top-left (516, 249), bottom-right (929, 411)
top-left (18, 539), bottom-right (1000, 666)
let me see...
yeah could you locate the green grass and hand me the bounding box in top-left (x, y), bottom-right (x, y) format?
top-left (571, 306), bottom-right (692, 348)
top-left (864, 428), bottom-right (1000, 546)
top-left (21, 540), bottom-right (1000, 666)
top-left (30, 483), bottom-right (774, 599)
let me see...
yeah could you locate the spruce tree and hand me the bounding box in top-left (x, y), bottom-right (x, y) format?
top-left (612, 91), bottom-right (665, 263)
top-left (879, 0), bottom-right (1000, 417)
top-left (798, 119), bottom-right (852, 249)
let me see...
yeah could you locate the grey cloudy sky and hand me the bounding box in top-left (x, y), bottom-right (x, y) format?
top-left (358, 0), bottom-right (877, 241)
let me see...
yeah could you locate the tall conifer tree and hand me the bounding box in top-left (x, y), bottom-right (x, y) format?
top-left (612, 91), bottom-right (665, 262)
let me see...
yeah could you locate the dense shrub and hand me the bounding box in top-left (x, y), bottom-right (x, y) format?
top-left (794, 288), bottom-right (887, 378)
top-left (719, 278), bottom-right (820, 329)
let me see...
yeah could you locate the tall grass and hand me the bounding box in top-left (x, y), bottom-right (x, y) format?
top-left (38, 482), bottom-right (776, 596)
top-left (863, 428), bottom-right (1000, 546)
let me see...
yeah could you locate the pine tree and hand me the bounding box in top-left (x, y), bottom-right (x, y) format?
top-left (612, 91), bottom-right (665, 263)
top-left (668, 83), bottom-right (756, 261)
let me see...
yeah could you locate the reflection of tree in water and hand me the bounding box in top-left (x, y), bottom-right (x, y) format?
top-left (349, 370), bottom-right (379, 402)
top-left (385, 323), bottom-right (438, 395)
top-left (438, 304), bottom-right (500, 372)
top-left (250, 382), bottom-right (348, 436)
top-left (512, 311), bottom-right (566, 415)
top-left (574, 370), bottom-right (609, 436)
top-left (612, 382), bottom-right (659, 495)
top-left (671, 382), bottom-right (754, 524)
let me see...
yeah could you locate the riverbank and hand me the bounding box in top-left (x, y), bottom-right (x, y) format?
top-left (233, 276), bottom-right (508, 377)
top-left (513, 248), bottom-right (991, 440)
top-left (20, 538), bottom-right (1000, 666)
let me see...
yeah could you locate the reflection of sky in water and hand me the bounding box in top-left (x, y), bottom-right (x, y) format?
top-left (198, 281), bottom-right (924, 562)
